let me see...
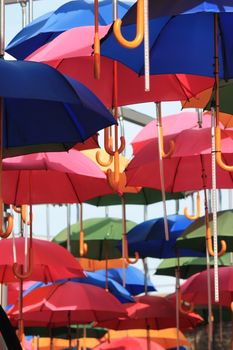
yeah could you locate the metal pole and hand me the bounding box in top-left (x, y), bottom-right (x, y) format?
top-left (46, 204), bottom-right (50, 241)
top-left (0, 0), bottom-right (5, 57)
top-left (28, 0), bottom-right (33, 23)
top-left (20, 1), bottom-right (27, 28)
top-left (66, 204), bottom-right (71, 252)
top-left (229, 190), bottom-right (233, 209)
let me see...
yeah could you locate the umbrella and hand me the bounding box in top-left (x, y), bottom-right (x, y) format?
top-left (6, 0), bottom-right (131, 60)
top-left (97, 296), bottom-right (203, 331)
top-left (176, 267), bottom-right (233, 307)
top-left (92, 337), bottom-right (166, 350)
top-left (176, 210), bottom-right (233, 254)
top-left (95, 265), bottom-right (156, 295)
top-left (0, 59), bottom-right (116, 157)
top-left (26, 25), bottom-right (214, 108)
top-left (156, 253), bottom-right (233, 279)
top-left (53, 217), bottom-right (136, 259)
top-left (8, 281), bottom-right (127, 326)
top-left (122, 214), bottom-right (204, 259)
top-left (79, 257), bottom-right (127, 271)
top-left (0, 237), bottom-right (84, 283)
top-left (2, 148), bottom-right (112, 205)
top-left (107, 328), bottom-right (191, 349)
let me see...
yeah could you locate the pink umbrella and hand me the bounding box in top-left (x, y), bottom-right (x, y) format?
top-left (93, 337), bottom-right (166, 350)
top-left (2, 148), bottom-right (111, 205)
top-left (27, 26), bottom-right (214, 108)
top-left (126, 111), bottom-right (233, 192)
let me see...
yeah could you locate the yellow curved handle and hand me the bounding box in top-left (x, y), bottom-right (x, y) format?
top-left (12, 247), bottom-right (33, 280)
top-left (184, 192), bottom-right (201, 220)
top-left (79, 230), bottom-right (88, 257)
top-left (178, 287), bottom-right (194, 314)
top-left (159, 126), bottom-right (175, 158)
top-left (206, 226), bottom-right (226, 257)
top-left (0, 214), bottom-right (14, 239)
top-left (113, 0), bottom-right (144, 48)
top-left (94, 32), bottom-right (100, 80)
top-left (216, 126), bottom-right (233, 171)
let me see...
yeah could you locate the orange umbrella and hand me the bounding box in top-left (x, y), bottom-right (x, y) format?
top-left (79, 258), bottom-right (128, 271)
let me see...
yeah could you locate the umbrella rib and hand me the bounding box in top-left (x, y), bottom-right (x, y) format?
top-left (173, 74), bottom-right (191, 100)
top-left (14, 170), bottom-right (22, 205)
top-left (170, 157), bottom-right (182, 192)
top-left (65, 173), bottom-right (82, 203)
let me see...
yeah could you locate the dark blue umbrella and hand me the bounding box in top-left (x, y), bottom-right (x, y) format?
top-left (0, 59), bottom-right (116, 157)
top-left (100, 0), bottom-right (233, 79)
top-left (6, 0), bottom-right (132, 60)
top-left (96, 266), bottom-right (156, 295)
top-left (120, 215), bottom-right (205, 259)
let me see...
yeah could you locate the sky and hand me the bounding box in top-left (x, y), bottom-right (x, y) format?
top-left (4, 0), bottom-right (233, 292)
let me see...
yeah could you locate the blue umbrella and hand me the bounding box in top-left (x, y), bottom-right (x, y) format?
top-left (6, 0), bottom-right (132, 60)
top-left (120, 215), bottom-right (205, 259)
top-left (96, 266), bottom-right (156, 295)
top-left (100, 0), bottom-right (233, 79)
top-left (11, 275), bottom-right (134, 305)
top-left (0, 59), bottom-right (116, 157)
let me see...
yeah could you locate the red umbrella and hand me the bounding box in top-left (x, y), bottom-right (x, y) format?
top-left (176, 266), bottom-right (233, 308)
top-left (97, 296), bottom-right (203, 331)
top-left (8, 281), bottom-right (127, 327)
top-left (2, 148), bottom-right (111, 205)
top-left (93, 337), bottom-right (165, 350)
top-left (26, 26), bottom-right (214, 108)
top-left (0, 237), bottom-right (84, 283)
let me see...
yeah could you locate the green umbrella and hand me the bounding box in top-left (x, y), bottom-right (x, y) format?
top-left (86, 188), bottom-right (185, 206)
top-left (176, 210), bottom-right (233, 254)
top-left (53, 217), bottom-right (136, 259)
top-left (24, 324), bottom-right (107, 339)
top-left (155, 253), bottom-right (233, 279)
top-left (206, 79), bottom-right (233, 115)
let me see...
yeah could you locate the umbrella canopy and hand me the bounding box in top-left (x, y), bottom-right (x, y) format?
top-left (2, 149), bottom-right (112, 205)
top-left (176, 266), bottom-right (233, 307)
top-left (93, 337), bottom-right (166, 350)
top-left (0, 59), bottom-right (116, 157)
top-left (100, 0), bottom-right (233, 79)
top-left (126, 112), bottom-right (233, 191)
top-left (6, 0), bottom-right (131, 60)
top-left (176, 210), bottom-right (233, 253)
top-left (79, 258), bottom-right (127, 271)
top-left (53, 217), bottom-right (136, 259)
top-left (97, 296), bottom-right (203, 331)
top-left (27, 25), bottom-right (214, 107)
top-left (122, 214), bottom-right (204, 259)
top-left (9, 281), bottom-right (127, 327)
top-left (107, 328), bottom-right (191, 349)
top-left (95, 266), bottom-right (156, 295)
top-left (0, 237), bottom-right (84, 283)
top-left (156, 253), bottom-right (232, 279)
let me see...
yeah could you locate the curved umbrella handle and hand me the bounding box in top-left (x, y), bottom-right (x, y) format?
top-left (178, 287), bottom-right (194, 314)
top-left (184, 192), bottom-right (201, 220)
top-left (0, 213), bottom-right (14, 239)
top-left (123, 235), bottom-right (139, 265)
top-left (79, 230), bottom-right (88, 257)
top-left (94, 0), bottom-right (100, 79)
top-left (13, 204), bottom-right (32, 225)
top-left (215, 126), bottom-right (233, 171)
top-left (96, 150), bottom-right (113, 167)
top-left (113, 0), bottom-right (144, 48)
top-left (12, 247), bottom-right (33, 280)
top-left (159, 126), bottom-right (175, 158)
top-left (96, 129), bottom-right (113, 167)
top-left (12, 205), bottom-right (21, 214)
top-left (206, 226), bottom-right (226, 257)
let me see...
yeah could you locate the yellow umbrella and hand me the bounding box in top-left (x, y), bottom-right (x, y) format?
top-left (34, 337), bottom-right (77, 349)
top-left (107, 328), bottom-right (190, 349)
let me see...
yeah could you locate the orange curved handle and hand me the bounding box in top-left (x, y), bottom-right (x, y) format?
top-left (13, 205), bottom-right (21, 214)
top-left (184, 192), bottom-right (201, 220)
top-left (178, 287), bottom-right (194, 314)
top-left (13, 204), bottom-right (32, 225)
top-left (231, 301), bottom-right (233, 312)
top-left (0, 213), bottom-right (14, 239)
top-left (216, 126), bottom-right (233, 171)
top-left (94, 32), bottom-right (100, 80)
top-left (206, 226), bottom-right (226, 257)
top-left (12, 247), bottom-right (33, 280)
top-left (113, 0), bottom-right (144, 48)
top-left (96, 150), bottom-right (113, 167)
top-left (124, 235), bottom-right (139, 265)
top-left (96, 131), bottom-right (114, 167)
top-left (79, 230), bottom-right (88, 257)
top-left (118, 136), bottom-right (126, 155)
top-left (159, 126), bottom-right (175, 158)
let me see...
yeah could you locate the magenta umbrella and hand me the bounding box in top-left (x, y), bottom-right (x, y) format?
top-left (27, 26), bottom-right (214, 108)
top-left (2, 148), bottom-right (111, 205)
